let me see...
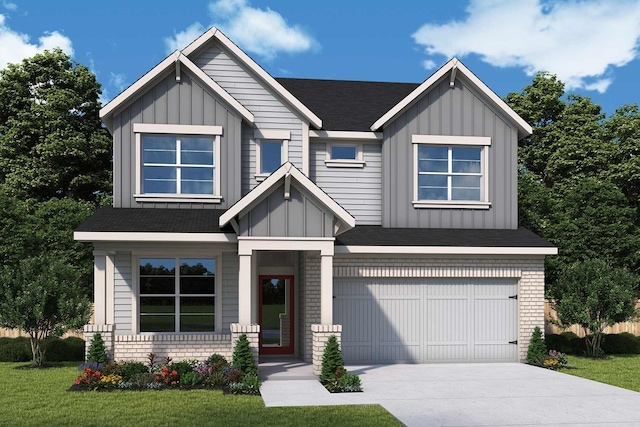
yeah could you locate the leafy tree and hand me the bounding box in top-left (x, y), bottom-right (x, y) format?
top-left (0, 48), bottom-right (111, 203)
top-left (0, 256), bottom-right (92, 366)
top-left (550, 259), bottom-right (638, 357)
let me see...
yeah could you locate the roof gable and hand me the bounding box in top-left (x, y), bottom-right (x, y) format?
top-left (99, 51), bottom-right (254, 132)
top-left (182, 28), bottom-right (322, 129)
top-left (371, 58), bottom-right (533, 139)
top-left (220, 162), bottom-right (355, 235)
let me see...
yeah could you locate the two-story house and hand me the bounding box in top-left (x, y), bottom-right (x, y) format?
top-left (75, 28), bottom-right (556, 374)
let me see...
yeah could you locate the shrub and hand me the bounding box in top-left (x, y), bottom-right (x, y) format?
top-left (205, 354), bottom-right (228, 366)
top-left (232, 334), bottom-right (256, 375)
top-left (119, 361), bottom-right (148, 381)
top-left (74, 368), bottom-right (102, 389)
top-left (206, 370), bottom-right (227, 387)
top-left (228, 372), bottom-right (261, 395)
top-left (225, 365), bottom-right (245, 383)
top-left (0, 337), bottom-right (31, 362)
top-left (319, 335), bottom-right (344, 384)
top-left (601, 333), bottom-right (640, 354)
top-left (168, 361), bottom-right (195, 379)
top-left (131, 372), bottom-right (156, 389)
top-left (86, 333), bottom-right (108, 363)
top-left (526, 326), bottom-right (547, 365)
top-left (339, 373), bottom-right (362, 392)
top-left (181, 371), bottom-right (202, 386)
top-left (46, 337), bottom-right (85, 362)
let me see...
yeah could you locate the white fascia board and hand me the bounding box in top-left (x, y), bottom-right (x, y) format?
top-left (74, 231), bottom-right (237, 243)
top-left (178, 54), bottom-right (254, 125)
top-left (182, 27), bottom-right (322, 129)
top-left (100, 52), bottom-right (180, 122)
top-left (371, 58), bottom-right (533, 138)
top-left (219, 162), bottom-right (356, 231)
top-left (334, 246), bottom-right (558, 255)
top-left (309, 130), bottom-right (383, 141)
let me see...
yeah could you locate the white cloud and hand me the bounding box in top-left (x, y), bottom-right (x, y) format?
top-left (0, 14), bottom-right (74, 70)
top-left (412, 0), bottom-right (640, 93)
top-left (109, 72), bottom-right (127, 92)
top-left (2, 1), bottom-right (17, 11)
top-left (422, 59), bottom-right (436, 70)
top-left (164, 0), bottom-right (318, 60)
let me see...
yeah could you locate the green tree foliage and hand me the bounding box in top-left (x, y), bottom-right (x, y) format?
top-left (0, 48), bottom-right (111, 202)
top-left (0, 256), bottom-right (92, 366)
top-left (550, 259), bottom-right (638, 357)
top-left (506, 73), bottom-right (640, 294)
top-left (232, 333), bottom-right (256, 375)
top-left (319, 335), bottom-right (344, 384)
top-left (526, 326), bottom-right (547, 365)
top-left (86, 333), bottom-right (108, 364)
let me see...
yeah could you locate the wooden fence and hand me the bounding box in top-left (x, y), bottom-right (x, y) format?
top-left (0, 328), bottom-right (84, 339)
top-left (545, 300), bottom-right (640, 337)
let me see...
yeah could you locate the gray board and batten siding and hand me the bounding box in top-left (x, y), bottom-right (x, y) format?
top-left (192, 42), bottom-right (306, 196)
top-left (310, 141), bottom-right (382, 225)
top-left (382, 75), bottom-right (519, 229)
top-left (111, 69), bottom-right (242, 209)
top-left (238, 181), bottom-right (334, 238)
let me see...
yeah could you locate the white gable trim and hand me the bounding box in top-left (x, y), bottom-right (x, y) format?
top-left (182, 27), bottom-right (322, 129)
top-left (371, 58), bottom-right (533, 138)
top-left (99, 51), bottom-right (254, 131)
top-left (219, 162), bottom-right (355, 234)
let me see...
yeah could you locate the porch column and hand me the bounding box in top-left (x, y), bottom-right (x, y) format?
top-left (93, 250), bottom-right (107, 324)
top-left (320, 253), bottom-right (333, 325)
top-left (238, 251), bottom-right (252, 324)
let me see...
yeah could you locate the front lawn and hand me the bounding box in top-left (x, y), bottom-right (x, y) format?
top-left (564, 354), bottom-right (640, 392)
top-left (0, 363), bottom-right (401, 427)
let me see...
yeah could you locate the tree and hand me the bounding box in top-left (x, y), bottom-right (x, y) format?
top-left (526, 326), bottom-right (547, 365)
top-left (0, 48), bottom-right (111, 203)
top-left (0, 256), bottom-right (92, 366)
top-left (232, 333), bottom-right (256, 375)
top-left (86, 333), bottom-right (109, 364)
top-left (319, 335), bottom-right (344, 384)
top-left (550, 259), bottom-right (638, 357)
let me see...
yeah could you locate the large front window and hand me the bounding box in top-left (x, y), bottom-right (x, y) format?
top-left (139, 258), bottom-right (216, 333)
top-left (143, 135), bottom-right (215, 195)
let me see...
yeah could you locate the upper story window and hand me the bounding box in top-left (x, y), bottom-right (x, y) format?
top-left (325, 143), bottom-right (365, 168)
top-left (138, 257), bottom-right (217, 333)
top-left (412, 135), bottom-right (491, 209)
top-left (133, 124), bottom-right (222, 203)
top-left (255, 129), bottom-right (290, 181)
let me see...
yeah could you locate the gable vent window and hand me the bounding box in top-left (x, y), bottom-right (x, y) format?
top-left (412, 135), bottom-right (491, 209)
top-left (325, 143), bottom-right (365, 168)
top-left (133, 124), bottom-right (222, 203)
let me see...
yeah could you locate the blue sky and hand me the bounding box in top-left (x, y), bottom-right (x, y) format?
top-left (2, 0), bottom-right (640, 116)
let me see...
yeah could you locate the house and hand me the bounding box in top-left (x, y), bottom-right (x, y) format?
top-left (74, 28), bottom-right (556, 374)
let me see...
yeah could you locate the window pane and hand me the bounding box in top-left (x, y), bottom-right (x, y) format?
top-left (144, 166), bottom-right (176, 180)
top-left (140, 277), bottom-right (175, 294)
top-left (181, 137), bottom-right (213, 152)
top-left (180, 297), bottom-right (215, 314)
top-left (452, 147), bottom-right (481, 161)
top-left (140, 259), bottom-right (175, 294)
top-left (331, 146), bottom-right (357, 160)
top-left (452, 148), bottom-right (481, 173)
top-left (418, 146), bottom-right (447, 160)
top-left (452, 175), bottom-right (481, 189)
top-left (180, 277), bottom-right (215, 294)
top-left (140, 259), bottom-right (175, 275)
top-left (181, 151), bottom-right (214, 165)
top-left (452, 188), bottom-right (481, 201)
top-left (419, 174), bottom-right (447, 187)
top-left (180, 315), bottom-right (214, 332)
top-left (181, 137), bottom-right (214, 165)
top-left (261, 141), bottom-right (282, 173)
top-left (181, 180), bottom-right (214, 194)
top-left (180, 259), bottom-right (215, 275)
top-left (140, 315), bottom-right (175, 332)
top-left (140, 297), bottom-right (175, 313)
top-left (181, 168), bottom-right (213, 181)
top-left (144, 166), bottom-right (176, 194)
top-left (419, 159), bottom-right (448, 172)
top-left (419, 187), bottom-right (447, 200)
top-left (143, 136), bottom-right (176, 164)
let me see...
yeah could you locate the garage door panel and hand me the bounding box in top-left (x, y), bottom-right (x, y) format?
top-left (427, 299), bottom-right (469, 342)
top-left (334, 296), bottom-right (373, 362)
top-left (427, 343), bottom-right (469, 361)
top-left (378, 343), bottom-right (420, 363)
top-left (378, 298), bottom-right (421, 344)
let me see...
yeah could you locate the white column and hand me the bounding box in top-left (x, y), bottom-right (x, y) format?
top-left (105, 252), bottom-right (115, 325)
top-left (93, 250), bottom-right (107, 324)
top-left (238, 252), bottom-right (252, 324)
top-left (320, 254), bottom-right (333, 325)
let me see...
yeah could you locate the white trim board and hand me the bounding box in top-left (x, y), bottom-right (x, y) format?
top-left (309, 130), bottom-right (383, 141)
top-left (371, 58), bottom-right (533, 139)
top-left (74, 231), bottom-right (238, 243)
top-left (334, 245), bottom-right (558, 255)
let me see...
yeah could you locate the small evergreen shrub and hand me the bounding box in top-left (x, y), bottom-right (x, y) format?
top-left (0, 337), bottom-right (31, 362)
top-left (228, 372), bottom-right (261, 394)
top-left (526, 326), bottom-right (547, 366)
top-left (86, 333), bottom-right (108, 363)
top-left (338, 373), bottom-right (362, 392)
top-left (206, 353), bottom-right (228, 366)
top-left (168, 360), bottom-right (195, 379)
top-left (120, 361), bottom-right (148, 381)
top-left (181, 371), bottom-right (202, 386)
top-left (319, 335), bottom-right (344, 384)
top-left (232, 334), bottom-right (256, 375)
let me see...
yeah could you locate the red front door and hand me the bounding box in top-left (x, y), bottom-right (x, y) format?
top-left (258, 275), bottom-right (294, 354)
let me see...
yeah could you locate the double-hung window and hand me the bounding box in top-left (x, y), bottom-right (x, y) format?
top-left (138, 257), bottom-right (216, 333)
top-left (412, 135), bottom-right (491, 209)
top-left (254, 129), bottom-right (290, 181)
top-left (133, 124), bottom-right (222, 202)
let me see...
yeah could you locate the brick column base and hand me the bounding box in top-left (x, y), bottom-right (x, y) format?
top-left (230, 323), bottom-right (260, 369)
top-left (83, 324), bottom-right (114, 362)
top-left (311, 324), bottom-right (342, 376)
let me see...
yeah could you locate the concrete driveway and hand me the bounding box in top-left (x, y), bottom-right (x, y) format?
top-left (260, 362), bottom-right (640, 426)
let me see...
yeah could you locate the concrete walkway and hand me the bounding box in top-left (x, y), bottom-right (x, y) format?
top-left (259, 361), bottom-right (640, 426)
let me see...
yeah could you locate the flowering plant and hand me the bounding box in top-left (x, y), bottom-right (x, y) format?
top-left (100, 374), bottom-right (123, 387)
top-left (155, 367), bottom-right (179, 386)
top-left (543, 350), bottom-right (570, 370)
top-left (74, 368), bottom-right (102, 389)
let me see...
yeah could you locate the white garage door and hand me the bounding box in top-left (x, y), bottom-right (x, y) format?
top-left (333, 278), bottom-right (518, 363)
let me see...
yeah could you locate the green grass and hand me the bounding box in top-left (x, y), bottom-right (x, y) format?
top-left (0, 362), bottom-right (401, 427)
top-left (564, 354), bottom-right (640, 392)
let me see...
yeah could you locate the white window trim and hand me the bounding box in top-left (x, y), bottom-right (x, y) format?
top-left (412, 135), bottom-right (491, 209)
top-left (324, 142), bottom-right (365, 168)
top-left (254, 129), bottom-right (290, 182)
top-left (133, 123), bottom-right (223, 203)
top-left (132, 252), bottom-right (222, 335)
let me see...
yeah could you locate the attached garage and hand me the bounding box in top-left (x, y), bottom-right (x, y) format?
top-left (334, 278), bottom-right (518, 363)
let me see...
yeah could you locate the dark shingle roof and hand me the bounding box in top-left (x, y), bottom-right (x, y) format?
top-left (276, 78), bottom-right (418, 131)
top-left (76, 207), bottom-right (234, 233)
top-left (335, 226), bottom-right (554, 248)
